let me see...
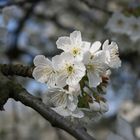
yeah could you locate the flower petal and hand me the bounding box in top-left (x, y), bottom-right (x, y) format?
top-left (90, 41), bottom-right (101, 54)
top-left (87, 71), bottom-right (102, 87)
top-left (71, 108), bottom-right (84, 118)
top-left (56, 72), bottom-right (67, 87)
top-left (32, 66), bottom-right (53, 83)
top-left (70, 31), bottom-right (82, 44)
top-left (51, 106), bottom-right (70, 117)
top-left (102, 40), bottom-right (109, 50)
top-left (67, 95), bottom-right (78, 111)
top-left (33, 55), bottom-right (52, 67)
top-left (81, 41), bottom-right (91, 52)
top-left (56, 37), bottom-right (71, 51)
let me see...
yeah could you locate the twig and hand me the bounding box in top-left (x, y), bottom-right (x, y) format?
top-left (0, 64), bottom-right (33, 78)
top-left (0, 0), bottom-right (35, 9)
top-left (34, 12), bottom-right (74, 32)
top-left (0, 71), bottom-right (96, 140)
top-left (6, 0), bottom-right (40, 59)
top-left (79, 0), bottom-right (112, 15)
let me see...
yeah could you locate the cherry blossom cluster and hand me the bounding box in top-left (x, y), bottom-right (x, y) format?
top-left (33, 31), bottom-right (121, 118)
top-left (106, 12), bottom-right (140, 42)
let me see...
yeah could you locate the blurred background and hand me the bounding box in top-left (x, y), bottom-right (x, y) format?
top-left (0, 0), bottom-right (140, 140)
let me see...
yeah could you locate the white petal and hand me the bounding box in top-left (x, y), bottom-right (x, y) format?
top-left (74, 61), bottom-right (86, 77)
top-left (102, 40), bottom-right (121, 68)
top-left (68, 94), bottom-right (74, 101)
top-left (71, 108), bottom-right (84, 118)
top-left (87, 71), bottom-right (102, 87)
top-left (32, 66), bottom-right (53, 83)
top-left (67, 95), bottom-right (78, 111)
top-left (33, 55), bottom-right (52, 67)
top-left (47, 73), bottom-right (56, 87)
top-left (70, 31), bottom-right (82, 44)
top-left (56, 72), bottom-right (67, 87)
top-left (51, 106), bottom-right (70, 117)
top-left (48, 90), bottom-right (67, 106)
top-left (67, 74), bottom-right (80, 86)
top-left (56, 37), bottom-right (71, 51)
top-left (109, 57), bottom-right (121, 68)
top-left (90, 41), bottom-right (101, 54)
top-left (69, 84), bottom-right (81, 96)
top-left (81, 41), bottom-right (91, 52)
top-left (60, 52), bottom-right (74, 63)
top-left (110, 41), bottom-right (118, 49)
top-left (52, 55), bottom-right (63, 70)
top-left (102, 40), bottom-right (109, 50)
top-left (83, 51), bottom-right (91, 65)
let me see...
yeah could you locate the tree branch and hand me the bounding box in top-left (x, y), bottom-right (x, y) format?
top-left (79, 0), bottom-right (112, 15)
top-left (0, 64), bottom-right (33, 78)
top-left (34, 12), bottom-right (74, 32)
top-left (0, 0), bottom-right (37, 9)
top-left (6, 0), bottom-right (41, 59)
top-left (0, 65), bottom-right (96, 140)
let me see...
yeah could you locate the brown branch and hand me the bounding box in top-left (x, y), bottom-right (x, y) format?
top-left (79, 0), bottom-right (112, 15)
top-left (0, 0), bottom-right (37, 9)
top-left (6, 0), bottom-right (41, 59)
top-left (0, 64), bottom-right (33, 78)
top-left (34, 12), bottom-right (74, 32)
top-left (0, 71), bottom-right (96, 140)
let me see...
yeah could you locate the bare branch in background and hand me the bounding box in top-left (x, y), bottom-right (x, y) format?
top-left (35, 12), bottom-right (74, 32)
top-left (6, 0), bottom-right (41, 60)
top-left (0, 64), bottom-right (33, 78)
top-left (79, 0), bottom-right (112, 15)
top-left (0, 69), bottom-right (96, 140)
top-left (0, 0), bottom-right (38, 9)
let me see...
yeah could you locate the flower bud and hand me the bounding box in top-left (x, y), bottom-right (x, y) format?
top-left (100, 101), bottom-right (109, 113)
top-left (89, 101), bottom-right (100, 111)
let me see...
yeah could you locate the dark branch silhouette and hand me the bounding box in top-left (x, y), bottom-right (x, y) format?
top-left (79, 0), bottom-right (112, 15)
top-left (6, 0), bottom-right (41, 59)
top-left (0, 64), bottom-right (96, 140)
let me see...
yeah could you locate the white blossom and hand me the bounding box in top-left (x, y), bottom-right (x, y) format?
top-left (52, 106), bottom-right (84, 118)
top-left (89, 98), bottom-right (109, 113)
top-left (45, 87), bottom-right (84, 118)
top-left (83, 45), bottom-right (107, 87)
top-left (32, 31), bottom-right (122, 118)
top-left (53, 52), bottom-right (86, 87)
top-left (128, 16), bottom-right (140, 42)
top-left (106, 12), bottom-right (129, 34)
top-left (56, 31), bottom-right (90, 61)
top-left (32, 55), bottom-right (56, 87)
top-left (102, 40), bottom-right (121, 68)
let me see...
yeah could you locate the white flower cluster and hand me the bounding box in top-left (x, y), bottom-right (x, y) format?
top-left (33, 31), bottom-right (121, 118)
top-left (106, 12), bottom-right (140, 42)
top-left (0, 6), bottom-right (23, 42)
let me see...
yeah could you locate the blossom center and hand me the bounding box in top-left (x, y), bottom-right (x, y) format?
top-left (87, 64), bottom-right (94, 70)
top-left (66, 65), bottom-right (74, 75)
top-left (71, 47), bottom-right (80, 56)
